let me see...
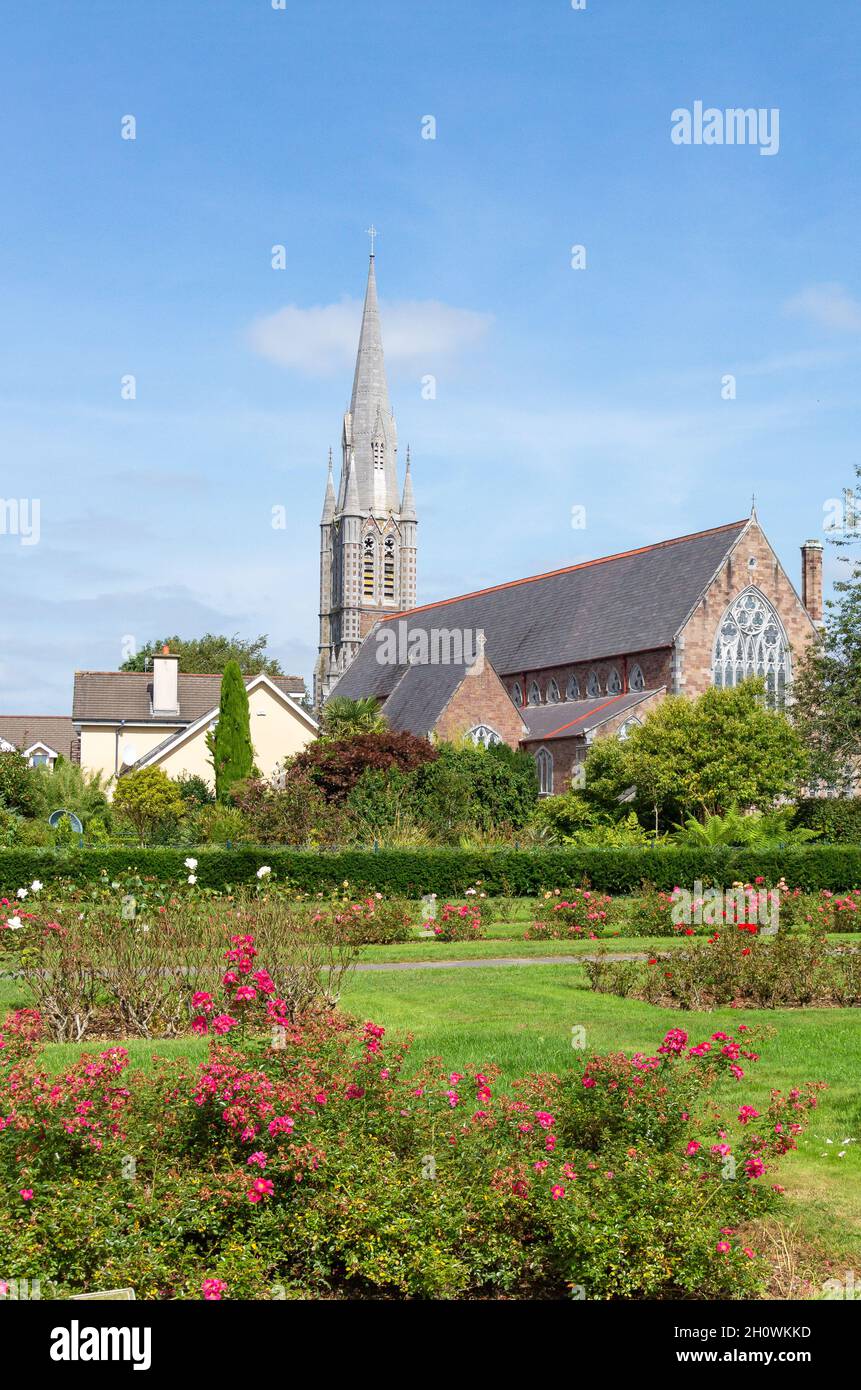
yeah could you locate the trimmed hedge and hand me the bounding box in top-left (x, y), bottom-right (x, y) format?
top-left (792, 797), bottom-right (861, 844)
top-left (2, 844), bottom-right (861, 896)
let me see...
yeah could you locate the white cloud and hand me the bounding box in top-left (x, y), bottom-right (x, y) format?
top-left (785, 282), bottom-right (861, 333)
top-left (247, 297), bottom-right (493, 376)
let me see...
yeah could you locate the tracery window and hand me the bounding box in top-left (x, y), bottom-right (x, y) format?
top-left (712, 587), bottom-right (790, 709)
top-left (587, 671), bottom-right (601, 697)
top-left (566, 675), bottom-right (580, 700)
top-left (629, 663), bottom-right (645, 692)
top-left (468, 725), bottom-right (502, 748)
top-left (362, 534), bottom-right (376, 598)
top-left (547, 678), bottom-right (561, 703)
top-left (512, 682), bottom-right (523, 707)
top-left (535, 746), bottom-right (554, 795)
top-left (618, 717), bottom-right (642, 741)
top-left (607, 667), bottom-right (622, 694)
top-left (528, 681), bottom-right (542, 705)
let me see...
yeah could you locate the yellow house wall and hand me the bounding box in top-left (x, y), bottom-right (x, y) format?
top-left (79, 724), bottom-right (183, 788)
top-left (152, 686), bottom-right (315, 789)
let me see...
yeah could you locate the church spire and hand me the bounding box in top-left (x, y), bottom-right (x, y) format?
top-left (342, 248), bottom-right (398, 514)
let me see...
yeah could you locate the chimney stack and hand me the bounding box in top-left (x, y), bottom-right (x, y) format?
top-left (152, 645), bottom-right (180, 716)
top-left (801, 540), bottom-right (824, 624)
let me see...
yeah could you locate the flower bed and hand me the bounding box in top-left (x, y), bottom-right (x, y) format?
top-left (0, 974), bottom-right (822, 1299)
top-left (584, 930), bottom-right (861, 1009)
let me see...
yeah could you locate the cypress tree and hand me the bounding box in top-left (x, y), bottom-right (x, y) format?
top-left (208, 659), bottom-right (254, 801)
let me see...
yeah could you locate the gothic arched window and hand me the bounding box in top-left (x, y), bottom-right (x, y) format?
top-left (618, 717), bottom-right (642, 741)
top-left (587, 671), bottom-right (601, 697)
top-left (528, 680), bottom-right (542, 705)
top-left (547, 678), bottom-right (561, 704)
top-left (566, 675), bottom-right (580, 701)
top-left (535, 747), bottom-right (554, 795)
top-left (512, 682), bottom-right (523, 707)
top-left (712, 587), bottom-right (790, 709)
top-left (362, 534), bottom-right (376, 599)
top-left (629, 663), bottom-right (645, 692)
top-left (468, 724), bottom-right (502, 748)
top-left (383, 535), bottom-right (395, 599)
top-left (607, 667), bottom-right (622, 695)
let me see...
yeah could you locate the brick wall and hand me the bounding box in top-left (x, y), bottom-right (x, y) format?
top-left (503, 648), bottom-right (673, 711)
top-left (433, 659), bottom-right (527, 748)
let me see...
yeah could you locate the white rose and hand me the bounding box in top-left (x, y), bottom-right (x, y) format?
top-left (256, 866), bottom-right (272, 879)
top-left (184, 857), bottom-right (198, 870)
top-left (187, 874), bottom-right (197, 885)
top-left (30, 880), bottom-right (43, 893)
top-left (6, 917), bottom-right (23, 930)
top-left (16, 888), bottom-right (27, 900)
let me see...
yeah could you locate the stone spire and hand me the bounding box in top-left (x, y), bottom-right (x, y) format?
top-left (320, 449), bottom-right (336, 523)
top-left (341, 253), bottom-right (399, 514)
top-left (342, 454), bottom-right (361, 516)
top-left (400, 446), bottom-right (416, 521)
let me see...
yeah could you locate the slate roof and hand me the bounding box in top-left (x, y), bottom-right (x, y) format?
top-left (520, 690), bottom-right (664, 742)
top-left (73, 672), bottom-right (305, 724)
top-left (0, 716), bottom-right (79, 761)
top-left (332, 521), bottom-right (748, 714)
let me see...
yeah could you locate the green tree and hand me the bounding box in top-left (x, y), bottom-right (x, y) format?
top-left (121, 632), bottom-right (285, 677)
top-left (321, 696), bottom-right (387, 739)
top-left (0, 751), bottom-right (39, 817)
top-left (585, 681), bottom-right (805, 830)
top-left (792, 469), bottom-right (861, 787)
top-left (113, 767), bottom-right (186, 843)
top-left (206, 660), bottom-right (255, 801)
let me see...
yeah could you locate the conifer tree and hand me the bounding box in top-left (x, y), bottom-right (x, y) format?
top-left (207, 660), bottom-right (254, 800)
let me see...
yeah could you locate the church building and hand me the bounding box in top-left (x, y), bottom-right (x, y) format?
top-left (320, 257), bottom-right (823, 795)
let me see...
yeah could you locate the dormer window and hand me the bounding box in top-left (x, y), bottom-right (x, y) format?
top-left (372, 439), bottom-right (385, 470)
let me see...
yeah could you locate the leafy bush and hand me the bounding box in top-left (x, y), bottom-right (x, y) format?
top-left (792, 797), bottom-right (861, 844)
top-left (672, 807), bottom-right (819, 849)
top-left (113, 767), bottom-right (186, 843)
top-left (0, 998), bottom-right (821, 1299)
top-left (0, 751), bottom-right (39, 817)
top-left (292, 730), bottom-right (438, 804)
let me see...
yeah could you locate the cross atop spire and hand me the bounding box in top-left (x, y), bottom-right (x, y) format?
top-left (366, 224), bottom-right (377, 256)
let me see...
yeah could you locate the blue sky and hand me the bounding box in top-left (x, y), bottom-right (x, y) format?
top-left (1, 0), bottom-right (859, 711)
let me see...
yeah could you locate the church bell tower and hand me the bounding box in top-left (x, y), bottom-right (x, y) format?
top-left (314, 237), bottom-right (417, 706)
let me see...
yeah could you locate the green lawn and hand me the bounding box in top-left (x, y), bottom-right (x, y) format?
top-left (356, 929), bottom-right (861, 963)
